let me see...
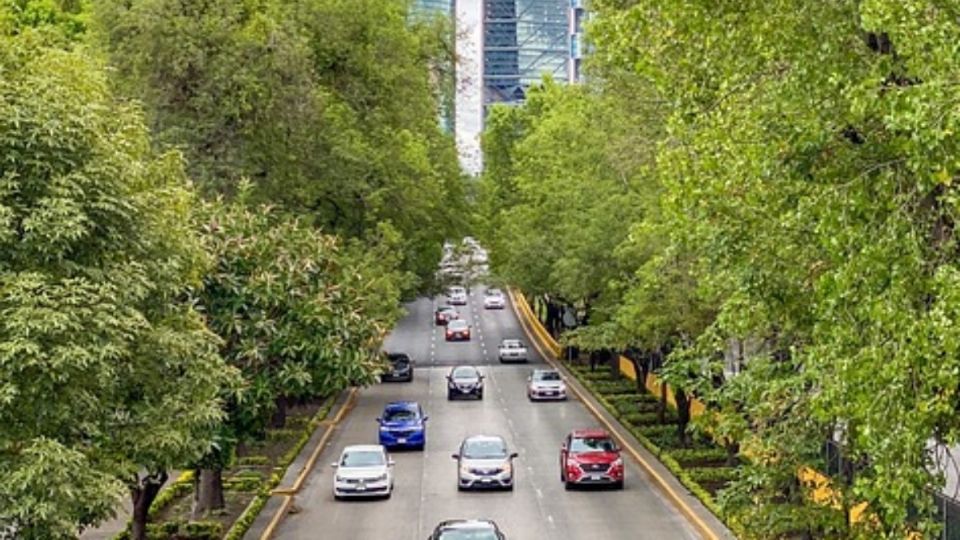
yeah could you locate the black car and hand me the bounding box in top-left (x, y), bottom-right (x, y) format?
top-left (428, 519), bottom-right (505, 540)
top-left (381, 353), bottom-right (414, 382)
top-left (447, 365), bottom-right (483, 400)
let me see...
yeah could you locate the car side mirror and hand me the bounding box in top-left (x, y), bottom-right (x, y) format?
top-left (376, 417), bottom-right (382, 424)
top-left (451, 453), bottom-right (459, 460)
top-left (422, 415), bottom-right (429, 421)
top-left (509, 452), bottom-right (519, 459)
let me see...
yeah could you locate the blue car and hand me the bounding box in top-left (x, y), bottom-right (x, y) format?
top-left (378, 401), bottom-right (428, 450)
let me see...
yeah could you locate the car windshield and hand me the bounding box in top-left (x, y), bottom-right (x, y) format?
top-left (463, 439), bottom-right (507, 459)
top-left (384, 408), bottom-right (418, 422)
top-left (534, 371), bottom-right (561, 382)
top-left (449, 287), bottom-right (465, 295)
top-left (570, 437), bottom-right (616, 453)
top-left (486, 289), bottom-right (502, 296)
top-left (438, 529), bottom-right (498, 540)
top-left (502, 340), bottom-right (521, 348)
top-left (452, 367), bottom-right (477, 380)
top-left (340, 450), bottom-right (385, 467)
top-left (388, 355), bottom-right (409, 366)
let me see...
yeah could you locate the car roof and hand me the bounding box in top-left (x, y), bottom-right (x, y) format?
top-left (384, 401), bottom-right (419, 411)
top-left (570, 428), bottom-right (611, 439)
top-left (501, 339), bottom-right (522, 345)
top-left (342, 444), bottom-right (385, 453)
top-left (437, 305), bottom-right (456, 311)
top-left (437, 519), bottom-right (498, 530)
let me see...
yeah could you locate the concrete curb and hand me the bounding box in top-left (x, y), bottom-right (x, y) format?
top-left (508, 289), bottom-right (737, 540)
top-left (242, 388), bottom-right (359, 540)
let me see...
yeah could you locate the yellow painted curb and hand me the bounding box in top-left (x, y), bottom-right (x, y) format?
top-left (259, 388), bottom-right (359, 540)
top-left (508, 289), bottom-right (723, 540)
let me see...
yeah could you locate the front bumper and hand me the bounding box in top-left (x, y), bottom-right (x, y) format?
top-left (484, 301), bottom-right (505, 309)
top-left (529, 387), bottom-right (566, 400)
top-left (379, 428), bottom-right (425, 448)
top-left (334, 479), bottom-right (391, 498)
top-left (381, 369), bottom-right (413, 382)
top-left (458, 469), bottom-right (513, 489)
top-left (448, 385), bottom-right (482, 398)
top-left (566, 465), bottom-right (623, 485)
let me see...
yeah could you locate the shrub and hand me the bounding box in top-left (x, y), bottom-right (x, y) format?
top-left (589, 380), bottom-right (639, 395)
top-left (236, 455), bottom-right (269, 466)
top-left (687, 467), bottom-right (740, 485)
top-left (223, 494), bottom-right (269, 540)
top-left (668, 448), bottom-right (731, 467)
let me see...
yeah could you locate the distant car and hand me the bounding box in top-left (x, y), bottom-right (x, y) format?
top-left (331, 445), bottom-right (394, 500)
top-left (497, 339), bottom-right (527, 363)
top-left (452, 435), bottom-right (517, 491)
top-left (447, 365), bottom-right (483, 400)
top-left (527, 369), bottom-right (566, 401)
top-left (560, 429), bottom-right (624, 490)
top-left (381, 353), bottom-right (414, 382)
top-left (445, 319), bottom-right (471, 341)
top-left (435, 305), bottom-right (459, 326)
top-left (428, 519), bottom-right (506, 540)
top-left (484, 289), bottom-right (505, 309)
top-left (377, 401), bottom-right (427, 450)
top-left (447, 286), bottom-right (468, 305)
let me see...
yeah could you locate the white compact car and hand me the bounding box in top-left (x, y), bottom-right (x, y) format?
top-left (527, 369), bottom-right (567, 401)
top-left (453, 435), bottom-right (518, 491)
top-left (498, 339), bottom-right (528, 363)
top-left (331, 445), bottom-right (394, 500)
top-left (484, 289), bottom-right (506, 309)
top-left (447, 286), bottom-right (468, 305)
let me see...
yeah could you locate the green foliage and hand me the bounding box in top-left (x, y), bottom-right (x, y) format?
top-left (93, 0), bottom-right (467, 295)
top-left (0, 31), bottom-right (236, 536)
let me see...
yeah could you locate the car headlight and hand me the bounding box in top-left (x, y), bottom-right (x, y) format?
top-left (373, 473), bottom-right (388, 482)
top-left (379, 426), bottom-right (389, 431)
top-left (612, 458), bottom-right (624, 468)
top-left (502, 462), bottom-right (512, 475)
top-left (335, 475), bottom-right (346, 483)
top-left (460, 464), bottom-right (471, 475)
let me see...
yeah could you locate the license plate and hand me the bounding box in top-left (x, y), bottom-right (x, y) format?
top-left (397, 438), bottom-right (407, 444)
top-left (589, 474), bottom-right (603, 481)
top-left (545, 391), bottom-right (556, 395)
top-left (357, 485), bottom-right (367, 491)
top-left (482, 478), bottom-right (492, 483)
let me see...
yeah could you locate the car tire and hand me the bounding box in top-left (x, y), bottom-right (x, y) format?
top-left (457, 483), bottom-right (466, 492)
top-left (505, 482), bottom-right (514, 492)
top-left (564, 481), bottom-right (573, 491)
top-left (613, 481), bottom-right (624, 490)
top-left (477, 391), bottom-right (483, 400)
top-left (447, 390), bottom-right (454, 400)
top-left (334, 493), bottom-right (344, 501)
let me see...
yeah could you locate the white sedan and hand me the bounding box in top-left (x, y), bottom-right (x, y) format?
top-left (527, 369), bottom-right (567, 401)
top-left (331, 445), bottom-right (394, 500)
top-left (498, 339), bottom-right (528, 363)
top-left (484, 289), bottom-right (506, 309)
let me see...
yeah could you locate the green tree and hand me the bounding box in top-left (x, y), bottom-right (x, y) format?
top-left (0, 32), bottom-right (235, 539)
top-left (191, 196), bottom-right (403, 515)
top-left (93, 0), bottom-right (467, 295)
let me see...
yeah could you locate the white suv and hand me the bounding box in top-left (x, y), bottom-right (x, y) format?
top-left (484, 289), bottom-right (505, 309)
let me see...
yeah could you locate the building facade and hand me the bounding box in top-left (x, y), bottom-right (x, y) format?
top-left (567, 0), bottom-right (587, 83)
top-left (483, 0), bottom-right (569, 111)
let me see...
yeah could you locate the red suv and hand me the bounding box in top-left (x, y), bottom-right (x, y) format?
top-left (560, 429), bottom-right (624, 490)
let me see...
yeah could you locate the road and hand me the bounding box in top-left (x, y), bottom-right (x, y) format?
top-left (274, 286), bottom-right (699, 539)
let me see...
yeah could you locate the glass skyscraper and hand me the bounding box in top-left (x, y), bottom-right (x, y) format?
top-left (483, 0), bottom-right (568, 110)
top-left (411, 0), bottom-right (453, 19)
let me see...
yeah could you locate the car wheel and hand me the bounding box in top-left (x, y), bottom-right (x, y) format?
top-left (505, 483), bottom-right (514, 492)
top-left (564, 481), bottom-right (573, 491)
top-left (457, 482), bottom-right (467, 492)
top-left (477, 391), bottom-right (483, 400)
top-left (613, 480), bottom-right (624, 490)
top-left (334, 493), bottom-right (344, 501)
top-left (447, 390), bottom-right (455, 400)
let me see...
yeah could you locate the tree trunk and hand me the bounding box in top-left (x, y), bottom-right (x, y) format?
top-left (130, 470), bottom-right (167, 540)
top-left (192, 467), bottom-right (225, 518)
top-left (270, 395), bottom-right (288, 428)
top-left (725, 439), bottom-right (740, 467)
top-left (675, 388), bottom-right (692, 447)
top-left (658, 381), bottom-right (668, 424)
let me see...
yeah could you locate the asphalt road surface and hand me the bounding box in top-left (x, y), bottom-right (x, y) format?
top-left (274, 286), bottom-right (699, 540)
